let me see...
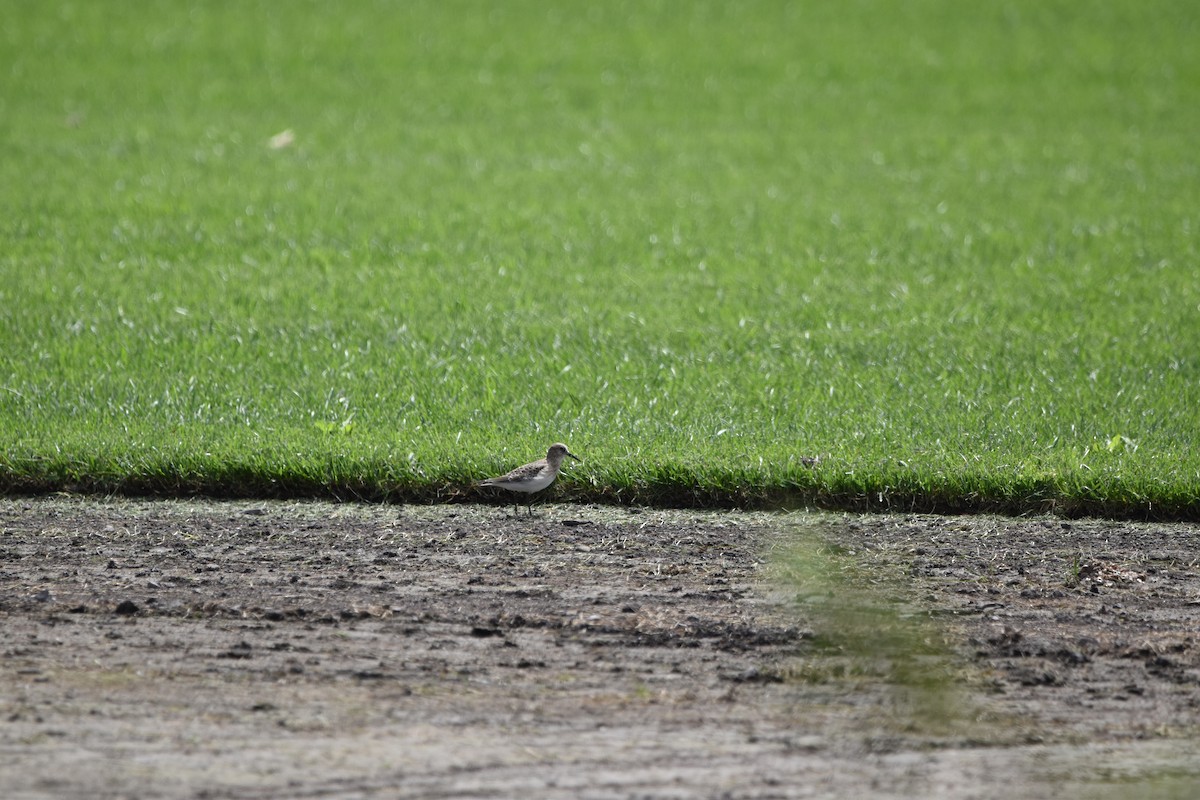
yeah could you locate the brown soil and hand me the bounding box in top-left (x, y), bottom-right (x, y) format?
top-left (2, 498), bottom-right (1198, 799)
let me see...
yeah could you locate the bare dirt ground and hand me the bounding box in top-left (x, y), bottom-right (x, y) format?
top-left (2, 497), bottom-right (1198, 799)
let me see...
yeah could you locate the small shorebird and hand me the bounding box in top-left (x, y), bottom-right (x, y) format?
top-left (477, 442), bottom-right (581, 516)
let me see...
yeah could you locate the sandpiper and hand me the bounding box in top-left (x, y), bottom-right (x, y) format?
top-left (477, 442), bottom-right (581, 516)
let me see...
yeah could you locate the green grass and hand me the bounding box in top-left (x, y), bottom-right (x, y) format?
top-left (2, 0), bottom-right (1199, 517)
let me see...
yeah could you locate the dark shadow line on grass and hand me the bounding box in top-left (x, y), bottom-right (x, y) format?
top-left (1, 472), bottom-right (1198, 522)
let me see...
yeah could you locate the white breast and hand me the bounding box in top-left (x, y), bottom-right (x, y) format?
top-left (489, 467), bottom-right (557, 493)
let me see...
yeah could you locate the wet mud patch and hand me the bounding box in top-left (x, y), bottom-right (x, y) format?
top-left (2, 498), bottom-right (1198, 798)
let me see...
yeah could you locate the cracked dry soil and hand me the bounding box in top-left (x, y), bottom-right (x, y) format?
top-left (2, 498), bottom-right (1199, 799)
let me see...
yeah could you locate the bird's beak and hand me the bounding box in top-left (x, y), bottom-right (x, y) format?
top-left (567, 451), bottom-right (581, 462)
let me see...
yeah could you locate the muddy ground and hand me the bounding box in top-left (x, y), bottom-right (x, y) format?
top-left (1, 497), bottom-right (1198, 799)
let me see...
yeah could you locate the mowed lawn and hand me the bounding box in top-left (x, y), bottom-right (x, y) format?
top-left (2, 1), bottom-right (1198, 516)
